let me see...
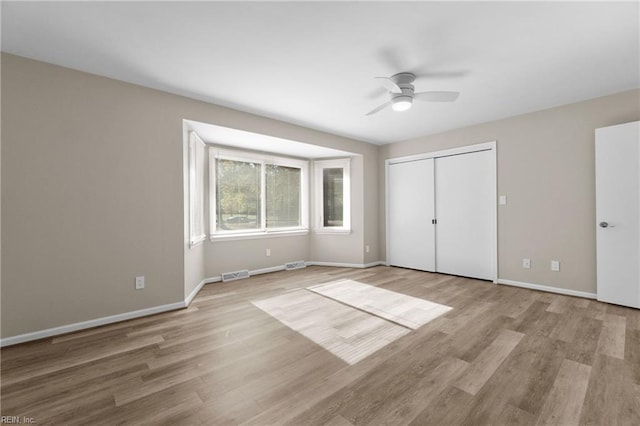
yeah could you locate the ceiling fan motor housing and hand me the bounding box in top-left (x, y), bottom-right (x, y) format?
top-left (390, 73), bottom-right (416, 101)
top-left (392, 94), bottom-right (413, 103)
top-left (390, 72), bottom-right (416, 85)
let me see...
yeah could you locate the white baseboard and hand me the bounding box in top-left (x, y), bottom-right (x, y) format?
top-left (202, 262), bottom-right (382, 286)
top-left (251, 265), bottom-right (286, 275)
top-left (0, 301), bottom-right (185, 348)
top-left (201, 265), bottom-right (286, 287)
top-left (185, 278), bottom-right (207, 306)
top-left (306, 261), bottom-right (385, 269)
top-left (497, 278), bottom-right (597, 299)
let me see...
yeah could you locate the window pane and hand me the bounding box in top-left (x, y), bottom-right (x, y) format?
top-left (216, 159), bottom-right (261, 231)
top-left (323, 168), bottom-right (343, 227)
top-left (266, 164), bottom-right (301, 228)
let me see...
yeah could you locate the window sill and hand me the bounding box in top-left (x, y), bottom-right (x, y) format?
top-left (189, 235), bottom-right (206, 248)
top-left (210, 229), bottom-right (309, 242)
top-left (313, 228), bottom-right (352, 235)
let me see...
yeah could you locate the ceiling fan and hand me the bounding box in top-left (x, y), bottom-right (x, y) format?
top-left (366, 72), bottom-right (459, 116)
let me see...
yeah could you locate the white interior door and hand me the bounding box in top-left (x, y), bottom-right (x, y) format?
top-left (388, 159), bottom-right (435, 271)
top-left (595, 121), bottom-right (640, 308)
top-left (435, 150), bottom-right (494, 281)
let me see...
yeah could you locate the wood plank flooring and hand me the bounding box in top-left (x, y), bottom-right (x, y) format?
top-left (1, 266), bottom-right (639, 425)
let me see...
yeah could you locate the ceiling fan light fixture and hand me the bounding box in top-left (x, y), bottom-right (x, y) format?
top-left (392, 96), bottom-right (413, 112)
top-left (366, 73), bottom-right (458, 116)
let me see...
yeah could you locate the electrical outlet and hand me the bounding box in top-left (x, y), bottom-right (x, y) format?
top-left (135, 276), bottom-right (145, 290)
top-left (266, 248), bottom-right (271, 257)
top-left (365, 245), bottom-right (370, 253)
top-left (522, 258), bottom-right (531, 269)
top-left (551, 260), bottom-right (560, 272)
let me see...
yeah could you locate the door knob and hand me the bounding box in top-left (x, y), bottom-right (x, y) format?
top-left (599, 221), bottom-right (615, 228)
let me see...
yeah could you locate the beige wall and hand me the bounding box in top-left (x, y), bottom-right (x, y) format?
top-left (205, 235), bottom-right (310, 277)
top-left (5, 51), bottom-right (634, 339)
top-left (1, 54), bottom-right (379, 338)
top-left (379, 89), bottom-right (640, 294)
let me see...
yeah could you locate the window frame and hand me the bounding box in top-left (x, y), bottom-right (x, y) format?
top-left (188, 131), bottom-right (206, 247)
top-left (314, 158), bottom-right (351, 234)
top-left (209, 147), bottom-right (309, 240)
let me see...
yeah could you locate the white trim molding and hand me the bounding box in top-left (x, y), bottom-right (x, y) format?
top-left (313, 158), bottom-right (352, 233)
top-left (209, 146), bottom-right (310, 239)
top-left (0, 301), bottom-right (186, 348)
top-left (189, 131), bottom-right (207, 247)
top-left (497, 279), bottom-right (597, 299)
top-left (306, 260), bottom-right (386, 269)
top-left (185, 278), bottom-right (207, 306)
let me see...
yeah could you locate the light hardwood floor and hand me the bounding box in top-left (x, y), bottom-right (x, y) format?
top-left (1, 266), bottom-right (639, 425)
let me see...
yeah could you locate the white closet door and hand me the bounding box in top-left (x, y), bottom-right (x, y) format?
top-left (388, 159), bottom-right (435, 271)
top-left (435, 150), bottom-right (494, 280)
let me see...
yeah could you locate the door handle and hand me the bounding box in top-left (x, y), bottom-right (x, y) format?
top-left (599, 221), bottom-right (616, 228)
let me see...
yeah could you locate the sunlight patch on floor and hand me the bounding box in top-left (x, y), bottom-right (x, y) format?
top-left (308, 279), bottom-right (453, 329)
top-left (252, 281), bottom-right (452, 365)
top-left (252, 290), bottom-right (409, 365)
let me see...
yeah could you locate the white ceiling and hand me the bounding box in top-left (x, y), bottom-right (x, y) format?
top-left (2, 2), bottom-right (638, 145)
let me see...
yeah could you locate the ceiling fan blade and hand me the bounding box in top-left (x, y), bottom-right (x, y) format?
top-left (414, 91), bottom-right (460, 102)
top-left (366, 100), bottom-right (393, 116)
top-left (374, 77), bottom-right (402, 94)
top-left (366, 86), bottom-right (388, 100)
top-left (411, 68), bottom-right (469, 79)
top-left (377, 47), bottom-right (405, 72)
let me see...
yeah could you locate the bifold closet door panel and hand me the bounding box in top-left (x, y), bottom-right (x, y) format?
top-left (388, 159), bottom-right (435, 271)
top-left (435, 150), bottom-right (494, 280)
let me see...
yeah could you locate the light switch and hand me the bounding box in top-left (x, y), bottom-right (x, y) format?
top-left (499, 195), bottom-right (507, 205)
top-left (551, 260), bottom-right (560, 272)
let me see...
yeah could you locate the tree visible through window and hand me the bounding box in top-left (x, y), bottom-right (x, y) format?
top-left (211, 150), bottom-right (308, 236)
top-left (216, 159), bottom-right (261, 231)
top-left (323, 168), bottom-right (344, 227)
top-left (266, 165), bottom-right (301, 228)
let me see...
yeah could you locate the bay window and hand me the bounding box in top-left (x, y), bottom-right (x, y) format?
top-left (314, 158), bottom-right (351, 233)
top-left (210, 148), bottom-right (308, 238)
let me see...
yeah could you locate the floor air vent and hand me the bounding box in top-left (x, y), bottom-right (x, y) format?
top-left (221, 269), bottom-right (250, 282)
top-left (285, 261), bottom-right (307, 271)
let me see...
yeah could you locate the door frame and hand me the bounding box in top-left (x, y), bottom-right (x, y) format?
top-left (385, 141), bottom-right (498, 283)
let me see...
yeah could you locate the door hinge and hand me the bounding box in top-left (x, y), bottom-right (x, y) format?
top-left (432, 218), bottom-right (437, 225)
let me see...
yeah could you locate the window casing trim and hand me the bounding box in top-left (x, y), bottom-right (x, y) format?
top-left (189, 131), bottom-right (206, 247)
top-left (314, 158), bottom-right (351, 234)
top-left (209, 147), bottom-right (309, 238)
top-left (209, 228), bottom-right (309, 242)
